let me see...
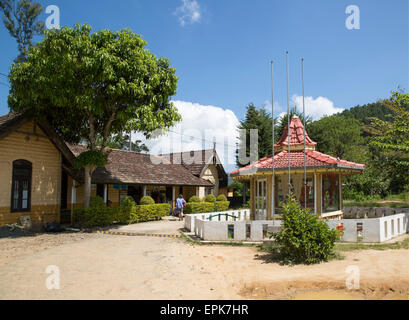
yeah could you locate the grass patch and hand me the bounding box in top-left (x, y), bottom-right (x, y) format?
top-left (343, 200), bottom-right (409, 208)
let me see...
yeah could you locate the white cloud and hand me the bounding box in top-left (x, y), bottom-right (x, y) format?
top-left (291, 95), bottom-right (344, 120)
top-left (174, 0), bottom-right (201, 26)
top-left (133, 100), bottom-right (240, 172)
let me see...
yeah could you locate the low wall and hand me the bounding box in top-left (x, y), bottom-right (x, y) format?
top-left (194, 219), bottom-right (282, 241)
top-left (327, 213), bottom-right (409, 243)
top-left (343, 207), bottom-right (409, 219)
top-left (184, 209), bottom-right (251, 232)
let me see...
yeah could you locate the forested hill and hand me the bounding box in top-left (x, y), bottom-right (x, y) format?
top-left (338, 101), bottom-right (392, 124)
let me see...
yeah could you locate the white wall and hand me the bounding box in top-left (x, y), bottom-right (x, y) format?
top-left (327, 213), bottom-right (409, 243)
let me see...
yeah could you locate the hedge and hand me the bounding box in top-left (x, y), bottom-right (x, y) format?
top-left (130, 203), bottom-right (170, 223)
top-left (184, 202), bottom-right (215, 214)
top-left (216, 194), bottom-right (227, 202)
top-left (73, 198), bottom-right (170, 228)
top-left (214, 201), bottom-right (230, 212)
top-left (204, 194), bottom-right (216, 203)
top-left (188, 195), bottom-right (201, 203)
top-left (184, 201), bottom-right (230, 214)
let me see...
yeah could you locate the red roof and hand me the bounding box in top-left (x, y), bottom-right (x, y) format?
top-left (230, 115), bottom-right (365, 176)
top-left (275, 116), bottom-right (317, 147)
top-left (231, 150), bottom-right (365, 175)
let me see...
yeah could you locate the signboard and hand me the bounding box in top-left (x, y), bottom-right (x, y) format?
top-left (113, 184), bottom-right (127, 190)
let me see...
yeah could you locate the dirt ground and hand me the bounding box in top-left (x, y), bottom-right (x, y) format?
top-left (0, 222), bottom-right (408, 300)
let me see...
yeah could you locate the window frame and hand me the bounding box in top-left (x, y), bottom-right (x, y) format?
top-left (10, 159), bottom-right (32, 213)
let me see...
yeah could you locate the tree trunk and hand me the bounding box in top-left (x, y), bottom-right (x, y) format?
top-left (83, 166), bottom-right (92, 208)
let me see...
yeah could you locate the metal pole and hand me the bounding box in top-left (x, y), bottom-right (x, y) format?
top-left (286, 51), bottom-right (291, 195)
top-left (302, 58), bottom-right (307, 209)
top-left (129, 131), bottom-right (132, 151)
top-left (271, 61), bottom-right (275, 222)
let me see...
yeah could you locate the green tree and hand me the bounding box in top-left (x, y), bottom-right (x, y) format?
top-left (0, 0), bottom-right (44, 61)
top-left (8, 24), bottom-right (180, 207)
top-left (308, 115), bottom-right (365, 161)
top-left (236, 103), bottom-right (276, 167)
top-left (228, 181), bottom-right (243, 197)
top-left (103, 133), bottom-right (149, 153)
top-left (367, 91), bottom-right (409, 193)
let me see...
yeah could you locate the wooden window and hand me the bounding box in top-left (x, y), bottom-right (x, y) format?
top-left (11, 160), bottom-right (32, 212)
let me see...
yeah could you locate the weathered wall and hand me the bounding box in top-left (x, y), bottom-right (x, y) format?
top-left (0, 120), bottom-right (61, 226)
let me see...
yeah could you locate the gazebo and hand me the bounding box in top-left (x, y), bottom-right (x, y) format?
top-left (230, 115), bottom-right (365, 220)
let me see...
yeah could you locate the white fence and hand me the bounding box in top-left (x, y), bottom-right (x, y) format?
top-left (186, 210), bottom-right (409, 243)
top-left (327, 213), bottom-right (409, 243)
top-left (194, 219), bottom-right (282, 241)
top-left (184, 209), bottom-right (251, 232)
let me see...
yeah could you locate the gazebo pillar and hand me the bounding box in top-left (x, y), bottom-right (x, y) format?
top-left (315, 173), bottom-right (322, 217)
top-left (339, 174), bottom-right (343, 212)
top-left (250, 177), bottom-right (255, 220)
top-left (267, 175), bottom-right (272, 220)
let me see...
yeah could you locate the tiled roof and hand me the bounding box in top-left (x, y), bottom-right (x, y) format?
top-left (230, 150), bottom-right (365, 175)
top-left (231, 115), bottom-right (365, 176)
top-left (69, 145), bottom-right (214, 187)
top-left (275, 116), bottom-right (317, 147)
top-left (160, 149), bottom-right (220, 176)
top-left (0, 112), bottom-right (22, 136)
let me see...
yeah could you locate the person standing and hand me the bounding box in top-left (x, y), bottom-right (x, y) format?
top-left (175, 194), bottom-right (186, 221)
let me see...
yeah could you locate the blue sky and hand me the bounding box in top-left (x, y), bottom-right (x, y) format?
top-left (0, 0), bottom-right (408, 172)
top-left (0, 0), bottom-right (408, 119)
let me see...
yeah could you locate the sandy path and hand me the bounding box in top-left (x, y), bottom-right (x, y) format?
top-left (0, 231), bottom-right (408, 300)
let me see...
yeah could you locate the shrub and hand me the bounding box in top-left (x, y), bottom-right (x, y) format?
top-left (130, 204), bottom-right (170, 223)
top-left (214, 201), bottom-right (230, 212)
top-left (189, 195), bottom-right (201, 203)
top-left (184, 202), bottom-right (214, 214)
top-left (89, 196), bottom-right (105, 208)
top-left (204, 194), bottom-right (216, 203)
top-left (216, 194), bottom-right (227, 202)
top-left (140, 195), bottom-right (155, 205)
top-left (74, 206), bottom-right (118, 228)
top-left (120, 196), bottom-right (136, 207)
top-left (273, 195), bottom-right (338, 265)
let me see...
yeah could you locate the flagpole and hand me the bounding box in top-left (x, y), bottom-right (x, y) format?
top-left (271, 61), bottom-right (275, 223)
top-left (286, 51), bottom-right (291, 195)
top-left (302, 58), bottom-right (307, 209)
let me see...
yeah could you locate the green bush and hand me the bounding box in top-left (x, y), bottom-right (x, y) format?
top-left (214, 201), bottom-right (230, 212)
top-left (74, 195), bottom-right (170, 227)
top-left (184, 202), bottom-right (215, 214)
top-left (189, 195), bottom-right (201, 203)
top-left (204, 194), bottom-right (216, 203)
top-left (216, 194), bottom-right (227, 202)
top-left (120, 196), bottom-right (136, 207)
top-left (273, 195), bottom-right (338, 265)
top-left (130, 203), bottom-right (170, 223)
top-left (140, 195), bottom-right (155, 205)
top-left (89, 196), bottom-right (105, 208)
top-left (74, 206), bottom-right (119, 228)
